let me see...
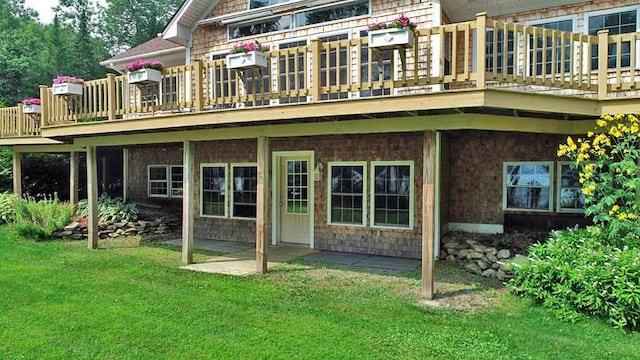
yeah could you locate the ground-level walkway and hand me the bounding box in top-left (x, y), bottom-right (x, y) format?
top-left (162, 239), bottom-right (420, 275)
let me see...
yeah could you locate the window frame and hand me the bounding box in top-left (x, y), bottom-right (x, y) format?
top-left (148, 165), bottom-right (169, 198)
top-left (230, 162), bottom-right (258, 220)
top-left (293, 0), bottom-right (371, 31)
top-left (370, 160), bottom-right (414, 230)
top-left (200, 163), bottom-right (229, 219)
top-left (170, 165), bottom-right (183, 199)
top-left (556, 161), bottom-right (585, 214)
top-left (585, 5), bottom-right (640, 70)
top-left (502, 161), bottom-right (554, 213)
top-left (327, 161), bottom-right (367, 227)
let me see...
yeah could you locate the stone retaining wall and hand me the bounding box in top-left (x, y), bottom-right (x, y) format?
top-left (55, 216), bottom-right (181, 241)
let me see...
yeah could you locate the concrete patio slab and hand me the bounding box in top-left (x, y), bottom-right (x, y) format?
top-left (162, 239), bottom-right (253, 254)
top-left (181, 245), bottom-right (316, 276)
top-left (303, 251), bottom-right (420, 271)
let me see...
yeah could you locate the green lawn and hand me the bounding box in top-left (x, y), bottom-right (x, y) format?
top-left (0, 228), bottom-right (638, 359)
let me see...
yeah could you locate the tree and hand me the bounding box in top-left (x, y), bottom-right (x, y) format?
top-left (100, 0), bottom-right (183, 54)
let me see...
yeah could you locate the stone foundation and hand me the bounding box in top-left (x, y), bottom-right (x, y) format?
top-left (55, 215), bottom-right (181, 241)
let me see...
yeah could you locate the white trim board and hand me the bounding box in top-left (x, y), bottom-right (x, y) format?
top-left (447, 222), bottom-right (504, 234)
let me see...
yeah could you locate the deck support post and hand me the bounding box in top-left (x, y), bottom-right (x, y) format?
top-left (256, 136), bottom-right (269, 274)
top-left (422, 131), bottom-right (436, 299)
top-left (122, 149), bottom-right (129, 202)
top-left (69, 151), bottom-right (79, 206)
top-left (182, 141), bottom-right (195, 265)
top-left (12, 149), bottom-right (21, 196)
top-left (87, 145), bottom-right (99, 249)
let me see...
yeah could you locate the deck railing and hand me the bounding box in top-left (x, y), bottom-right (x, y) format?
top-left (0, 104), bottom-right (40, 138)
top-left (0, 13), bottom-right (634, 136)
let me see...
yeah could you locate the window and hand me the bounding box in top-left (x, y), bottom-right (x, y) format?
top-left (162, 76), bottom-right (179, 106)
top-left (557, 162), bottom-right (585, 213)
top-left (278, 40), bottom-right (308, 104)
top-left (318, 33), bottom-right (349, 100)
top-left (503, 162), bottom-right (553, 211)
top-left (486, 29), bottom-right (515, 74)
top-left (232, 164), bottom-right (258, 218)
top-left (295, 0), bottom-right (369, 28)
top-left (170, 166), bottom-right (183, 198)
top-left (201, 164), bottom-right (227, 217)
top-left (371, 161), bottom-right (414, 229)
top-left (529, 19), bottom-right (573, 75)
top-left (229, 15), bottom-right (291, 39)
top-left (359, 30), bottom-right (391, 97)
top-left (588, 9), bottom-right (638, 69)
top-left (210, 53), bottom-right (237, 108)
top-left (249, 0), bottom-right (289, 9)
top-left (148, 165), bottom-right (169, 198)
top-left (328, 162), bottom-right (366, 226)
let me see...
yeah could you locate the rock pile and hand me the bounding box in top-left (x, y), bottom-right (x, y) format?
top-left (440, 236), bottom-right (530, 281)
top-left (55, 216), bottom-right (181, 240)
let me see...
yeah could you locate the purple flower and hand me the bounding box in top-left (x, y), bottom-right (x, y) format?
top-left (368, 14), bottom-right (417, 32)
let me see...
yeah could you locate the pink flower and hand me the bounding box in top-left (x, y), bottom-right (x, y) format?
top-left (22, 98), bottom-right (41, 105)
top-left (52, 76), bottom-right (85, 85)
top-left (229, 40), bottom-right (270, 54)
top-left (124, 59), bottom-right (165, 72)
top-left (368, 14), bottom-right (417, 32)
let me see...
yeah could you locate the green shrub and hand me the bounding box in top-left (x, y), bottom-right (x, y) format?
top-left (76, 193), bottom-right (138, 223)
top-left (0, 192), bottom-right (19, 224)
top-left (12, 196), bottom-right (73, 240)
top-left (509, 227), bottom-right (640, 330)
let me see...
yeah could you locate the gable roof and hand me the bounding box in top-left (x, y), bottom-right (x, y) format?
top-left (100, 36), bottom-right (186, 72)
top-left (163, 0), bottom-right (219, 45)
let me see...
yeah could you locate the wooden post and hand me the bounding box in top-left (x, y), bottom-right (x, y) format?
top-left (12, 149), bottom-right (21, 196)
top-left (597, 30), bottom-right (609, 100)
top-left (256, 136), bottom-right (269, 274)
top-left (422, 131), bottom-right (436, 299)
top-left (16, 103), bottom-right (23, 136)
top-left (106, 74), bottom-right (116, 121)
top-left (122, 148), bottom-right (129, 202)
top-left (311, 39), bottom-right (322, 102)
top-left (69, 151), bottom-right (79, 206)
top-left (39, 85), bottom-right (49, 127)
top-left (193, 60), bottom-right (204, 112)
top-left (475, 12), bottom-right (487, 89)
top-left (87, 146), bottom-right (99, 249)
top-left (182, 140), bottom-right (195, 264)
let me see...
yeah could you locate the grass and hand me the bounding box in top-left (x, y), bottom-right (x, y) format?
top-left (0, 228), bottom-right (639, 359)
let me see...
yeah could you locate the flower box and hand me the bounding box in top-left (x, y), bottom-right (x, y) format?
top-left (368, 28), bottom-right (414, 50)
top-left (128, 68), bottom-right (162, 84)
top-left (52, 83), bottom-right (83, 96)
top-left (23, 104), bottom-right (41, 114)
top-left (225, 51), bottom-right (268, 70)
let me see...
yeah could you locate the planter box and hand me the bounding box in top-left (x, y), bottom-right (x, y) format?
top-left (23, 104), bottom-right (41, 114)
top-left (52, 83), bottom-right (83, 96)
top-left (128, 68), bottom-right (162, 84)
top-left (225, 51), bottom-right (268, 70)
top-left (368, 28), bottom-right (414, 50)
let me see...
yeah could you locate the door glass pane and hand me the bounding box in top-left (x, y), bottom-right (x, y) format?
top-left (287, 159), bottom-right (308, 214)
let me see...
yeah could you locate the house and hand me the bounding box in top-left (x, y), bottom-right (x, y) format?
top-left (1, 0), bottom-right (639, 298)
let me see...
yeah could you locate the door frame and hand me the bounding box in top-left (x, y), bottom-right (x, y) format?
top-left (271, 150), bottom-right (315, 248)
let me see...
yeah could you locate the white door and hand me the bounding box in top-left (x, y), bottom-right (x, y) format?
top-left (279, 156), bottom-right (311, 245)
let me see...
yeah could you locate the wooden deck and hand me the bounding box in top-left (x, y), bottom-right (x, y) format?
top-left (2, 13), bottom-right (640, 141)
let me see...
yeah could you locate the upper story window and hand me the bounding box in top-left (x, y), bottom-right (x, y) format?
top-left (588, 9), bottom-right (638, 69)
top-left (530, 19), bottom-right (573, 76)
top-left (230, 0), bottom-right (369, 40)
top-left (486, 29), bottom-right (515, 74)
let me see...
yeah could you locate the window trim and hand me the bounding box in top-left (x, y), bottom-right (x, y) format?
top-left (370, 160), bottom-right (414, 230)
top-left (200, 163), bottom-right (229, 219)
top-left (502, 161), bottom-right (554, 213)
top-left (230, 162), bottom-right (258, 220)
top-left (327, 161), bottom-right (367, 227)
top-left (148, 165), bottom-right (169, 198)
top-left (556, 161), bottom-right (585, 214)
top-left (169, 165), bottom-right (183, 199)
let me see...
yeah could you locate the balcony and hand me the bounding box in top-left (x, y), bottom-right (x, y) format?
top-left (3, 14), bottom-right (640, 141)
